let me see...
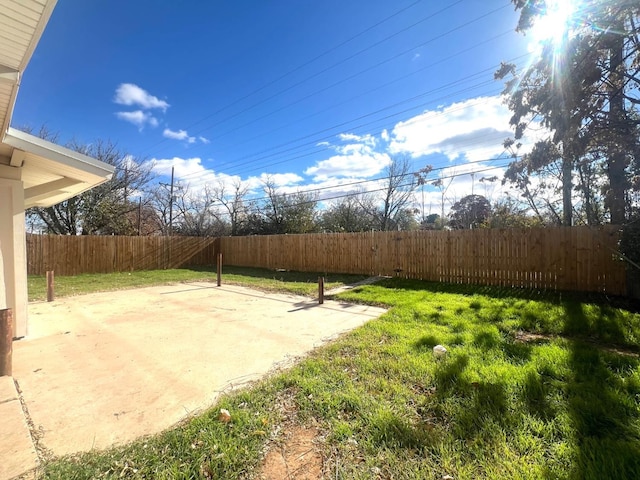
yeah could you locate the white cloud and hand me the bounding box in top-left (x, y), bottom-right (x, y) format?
top-left (115, 110), bottom-right (159, 129)
top-left (306, 132), bottom-right (390, 181)
top-left (162, 128), bottom-right (210, 145)
top-left (255, 172), bottom-right (303, 187)
top-left (163, 128), bottom-right (196, 143)
top-left (150, 156), bottom-right (247, 194)
top-left (114, 83), bottom-right (169, 111)
top-left (305, 151), bottom-right (390, 181)
top-left (380, 129), bottom-right (390, 142)
top-left (241, 173), bottom-right (303, 195)
top-left (390, 96), bottom-right (515, 162)
top-left (152, 156), bottom-right (206, 178)
top-left (338, 132), bottom-right (376, 147)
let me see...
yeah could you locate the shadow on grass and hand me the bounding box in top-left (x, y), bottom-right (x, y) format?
top-left (213, 265), bottom-right (368, 284)
top-left (562, 301), bottom-right (628, 345)
top-left (522, 369), bottom-right (557, 421)
top-left (503, 340), bottom-right (536, 364)
top-left (374, 277), bottom-right (640, 314)
top-left (414, 334), bottom-right (441, 350)
top-left (368, 409), bottom-right (432, 450)
top-left (376, 277), bottom-right (640, 352)
top-left (559, 302), bottom-right (640, 480)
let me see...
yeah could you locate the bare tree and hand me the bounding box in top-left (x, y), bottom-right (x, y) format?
top-left (209, 178), bottom-right (250, 236)
top-left (27, 138), bottom-right (155, 235)
top-left (377, 157), bottom-right (417, 230)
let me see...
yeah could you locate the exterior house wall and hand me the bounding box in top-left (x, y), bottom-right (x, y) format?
top-left (0, 176), bottom-right (28, 338)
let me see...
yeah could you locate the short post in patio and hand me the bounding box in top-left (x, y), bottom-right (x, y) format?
top-left (217, 253), bottom-right (222, 287)
top-left (46, 270), bottom-right (55, 302)
top-left (318, 276), bottom-right (324, 304)
top-left (0, 308), bottom-right (13, 376)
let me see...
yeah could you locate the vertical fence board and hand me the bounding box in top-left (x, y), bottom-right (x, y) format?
top-left (26, 235), bottom-right (217, 276)
top-left (26, 227), bottom-right (626, 295)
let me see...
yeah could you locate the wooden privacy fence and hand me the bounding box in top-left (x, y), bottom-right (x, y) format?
top-left (26, 234), bottom-right (216, 276)
top-left (26, 227), bottom-right (627, 295)
top-left (220, 226), bottom-right (627, 295)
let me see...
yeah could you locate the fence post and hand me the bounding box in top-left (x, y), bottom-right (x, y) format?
top-left (46, 270), bottom-right (55, 302)
top-left (217, 253), bottom-right (222, 287)
top-left (318, 276), bottom-right (324, 304)
top-left (0, 308), bottom-right (12, 376)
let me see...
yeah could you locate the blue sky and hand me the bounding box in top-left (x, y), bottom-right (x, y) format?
top-left (13, 0), bottom-right (543, 213)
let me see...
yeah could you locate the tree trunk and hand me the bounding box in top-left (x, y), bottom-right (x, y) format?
top-left (608, 24), bottom-right (628, 225)
top-left (562, 151), bottom-right (573, 226)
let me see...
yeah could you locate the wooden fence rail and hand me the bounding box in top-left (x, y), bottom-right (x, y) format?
top-left (219, 226), bottom-right (627, 295)
top-left (26, 227), bottom-right (627, 295)
top-left (26, 234), bottom-right (216, 276)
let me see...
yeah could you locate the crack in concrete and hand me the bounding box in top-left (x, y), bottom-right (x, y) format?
top-left (13, 379), bottom-right (52, 468)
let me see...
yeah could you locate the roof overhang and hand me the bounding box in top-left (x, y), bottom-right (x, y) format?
top-left (0, 0), bottom-right (58, 135)
top-left (0, 0), bottom-right (115, 208)
top-left (2, 127), bottom-right (115, 208)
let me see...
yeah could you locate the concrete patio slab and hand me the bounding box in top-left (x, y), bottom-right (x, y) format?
top-left (7, 282), bottom-right (385, 476)
top-left (0, 376), bottom-right (38, 480)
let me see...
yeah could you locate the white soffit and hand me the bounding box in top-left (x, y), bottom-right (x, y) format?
top-left (3, 127), bottom-right (115, 208)
top-left (0, 0), bottom-right (57, 134)
top-left (0, 0), bottom-right (116, 208)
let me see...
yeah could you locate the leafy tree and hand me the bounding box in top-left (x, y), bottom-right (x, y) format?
top-left (497, 0), bottom-right (640, 225)
top-left (503, 141), bottom-right (564, 225)
top-left (319, 194), bottom-right (377, 232)
top-left (449, 194), bottom-right (492, 229)
top-left (256, 178), bottom-right (318, 235)
top-left (392, 207), bottom-right (420, 231)
top-left (488, 197), bottom-right (543, 228)
top-left (420, 213), bottom-right (441, 230)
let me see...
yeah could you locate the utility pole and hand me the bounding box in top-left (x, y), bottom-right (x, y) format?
top-left (123, 165), bottom-right (128, 204)
top-left (137, 197), bottom-right (142, 235)
top-left (421, 185), bottom-right (425, 223)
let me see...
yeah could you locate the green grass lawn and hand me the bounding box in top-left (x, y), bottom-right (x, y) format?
top-left (40, 275), bottom-right (640, 480)
top-left (27, 266), bottom-right (369, 301)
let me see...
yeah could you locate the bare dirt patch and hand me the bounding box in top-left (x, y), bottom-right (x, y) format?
top-left (259, 424), bottom-right (323, 480)
top-left (257, 388), bottom-right (324, 480)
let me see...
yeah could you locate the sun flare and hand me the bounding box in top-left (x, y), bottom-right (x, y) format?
top-left (528, 0), bottom-right (577, 52)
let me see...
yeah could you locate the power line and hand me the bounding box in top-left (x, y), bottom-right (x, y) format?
top-left (194, 30), bottom-right (519, 165)
top-left (136, 0), bottom-right (447, 157)
top-left (140, 1), bottom-right (509, 158)
top-left (207, 155), bottom-right (518, 210)
top-left (168, 53), bottom-right (532, 182)
top-left (187, 2), bottom-right (510, 143)
top-left (170, 81), bottom-right (500, 181)
top-left (208, 31), bottom-right (517, 162)
top-left (208, 163), bottom-right (514, 223)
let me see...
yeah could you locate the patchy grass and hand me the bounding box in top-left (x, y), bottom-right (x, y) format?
top-left (41, 278), bottom-right (640, 479)
top-left (27, 266), bottom-right (368, 301)
top-left (218, 266), bottom-right (369, 296)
